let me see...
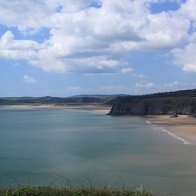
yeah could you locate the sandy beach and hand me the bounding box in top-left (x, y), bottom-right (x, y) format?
top-left (0, 104), bottom-right (111, 114)
top-left (149, 115), bottom-right (196, 144)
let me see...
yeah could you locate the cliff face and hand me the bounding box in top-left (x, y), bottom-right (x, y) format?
top-left (108, 89), bottom-right (196, 116)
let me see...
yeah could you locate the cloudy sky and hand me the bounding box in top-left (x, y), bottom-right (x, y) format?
top-left (0, 0), bottom-right (196, 97)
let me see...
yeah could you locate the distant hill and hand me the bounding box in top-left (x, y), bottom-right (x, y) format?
top-left (1, 89), bottom-right (196, 116)
top-left (71, 94), bottom-right (128, 99)
top-left (108, 89), bottom-right (196, 116)
top-left (0, 96), bottom-right (112, 105)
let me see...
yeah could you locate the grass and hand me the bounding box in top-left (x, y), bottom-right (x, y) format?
top-left (0, 185), bottom-right (152, 196)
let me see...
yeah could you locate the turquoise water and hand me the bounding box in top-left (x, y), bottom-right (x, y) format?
top-left (0, 108), bottom-right (196, 195)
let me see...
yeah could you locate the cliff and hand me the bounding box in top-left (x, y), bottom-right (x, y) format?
top-left (108, 89), bottom-right (196, 116)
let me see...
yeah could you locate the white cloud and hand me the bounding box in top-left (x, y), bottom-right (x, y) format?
top-left (23, 75), bottom-right (37, 84)
top-left (101, 85), bottom-right (126, 93)
top-left (133, 73), bottom-right (147, 78)
top-left (0, 0), bottom-right (195, 73)
top-left (120, 67), bottom-right (133, 74)
top-left (162, 81), bottom-right (193, 91)
top-left (66, 86), bottom-right (83, 91)
top-left (135, 81), bottom-right (155, 89)
top-left (0, 31), bottom-right (41, 61)
top-left (173, 33), bottom-right (196, 72)
top-left (65, 80), bottom-right (195, 95)
top-left (180, 0), bottom-right (196, 23)
top-left (65, 85), bottom-right (130, 95)
top-left (170, 0), bottom-right (196, 72)
top-left (132, 80), bottom-right (192, 95)
top-left (163, 80), bottom-right (180, 87)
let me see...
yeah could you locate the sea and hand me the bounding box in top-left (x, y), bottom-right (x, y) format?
top-left (0, 108), bottom-right (196, 195)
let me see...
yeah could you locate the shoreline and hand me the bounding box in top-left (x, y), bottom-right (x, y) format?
top-left (0, 104), bottom-right (111, 114)
top-left (147, 115), bottom-right (196, 144)
top-left (1, 105), bottom-right (195, 143)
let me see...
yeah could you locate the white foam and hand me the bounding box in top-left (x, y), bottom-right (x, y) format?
top-left (153, 127), bottom-right (191, 145)
top-left (145, 119), bottom-right (191, 145)
top-left (145, 120), bottom-right (152, 125)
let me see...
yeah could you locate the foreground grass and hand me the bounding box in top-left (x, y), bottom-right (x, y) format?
top-left (0, 186), bottom-right (152, 196)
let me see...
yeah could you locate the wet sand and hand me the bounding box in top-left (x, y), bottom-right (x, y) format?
top-left (149, 115), bottom-right (196, 144)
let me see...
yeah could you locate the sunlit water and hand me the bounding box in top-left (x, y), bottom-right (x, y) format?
top-left (0, 108), bottom-right (196, 195)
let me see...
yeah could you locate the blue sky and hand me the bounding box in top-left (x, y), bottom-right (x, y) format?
top-left (0, 0), bottom-right (195, 97)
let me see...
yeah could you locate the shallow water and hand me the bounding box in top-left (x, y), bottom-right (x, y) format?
top-left (0, 108), bottom-right (196, 195)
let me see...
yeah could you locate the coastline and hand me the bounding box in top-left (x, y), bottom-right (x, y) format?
top-left (0, 104), bottom-right (111, 114)
top-left (1, 105), bottom-right (195, 143)
top-left (148, 115), bottom-right (196, 144)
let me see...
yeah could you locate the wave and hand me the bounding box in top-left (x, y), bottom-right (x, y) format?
top-left (145, 120), bottom-right (191, 145)
top-left (145, 120), bottom-right (152, 125)
top-left (153, 127), bottom-right (191, 145)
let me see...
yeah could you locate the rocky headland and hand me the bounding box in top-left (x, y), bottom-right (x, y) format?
top-left (108, 89), bottom-right (196, 116)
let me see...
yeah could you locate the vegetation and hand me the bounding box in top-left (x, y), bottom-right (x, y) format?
top-left (1, 89), bottom-right (195, 116)
top-left (0, 185), bottom-right (152, 196)
top-left (108, 89), bottom-right (196, 116)
top-left (0, 96), bottom-right (105, 105)
top-left (0, 95), bottom-right (125, 106)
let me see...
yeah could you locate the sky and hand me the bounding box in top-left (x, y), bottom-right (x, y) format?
top-left (0, 0), bottom-right (196, 97)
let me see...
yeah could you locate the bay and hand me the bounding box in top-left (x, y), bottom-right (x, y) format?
top-left (0, 108), bottom-right (196, 195)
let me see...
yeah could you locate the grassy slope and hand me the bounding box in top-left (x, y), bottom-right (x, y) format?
top-left (0, 186), bottom-right (152, 196)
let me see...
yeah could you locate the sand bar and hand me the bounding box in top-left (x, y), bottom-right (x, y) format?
top-left (148, 115), bottom-right (196, 144)
top-left (0, 104), bottom-right (111, 114)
